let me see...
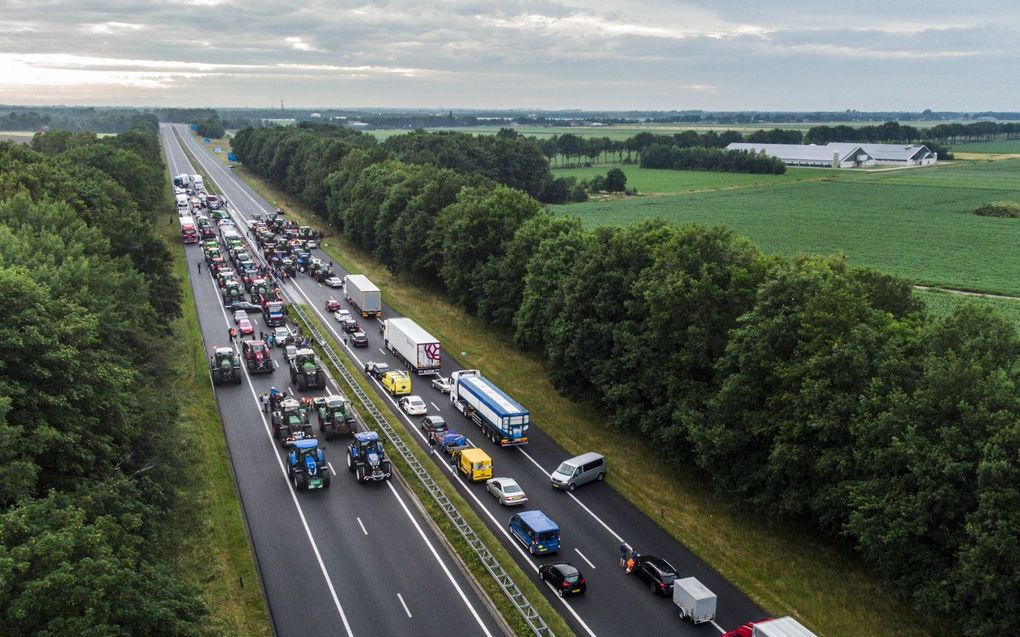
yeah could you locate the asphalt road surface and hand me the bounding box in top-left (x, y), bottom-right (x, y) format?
top-left (172, 124), bottom-right (767, 637)
top-left (163, 126), bottom-right (505, 637)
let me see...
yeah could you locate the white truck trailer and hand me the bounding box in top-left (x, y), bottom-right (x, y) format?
top-left (449, 370), bottom-right (529, 446)
top-left (383, 318), bottom-right (441, 375)
top-left (673, 577), bottom-right (717, 624)
top-left (344, 274), bottom-right (381, 317)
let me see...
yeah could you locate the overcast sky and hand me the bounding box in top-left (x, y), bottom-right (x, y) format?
top-left (0, 1), bottom-right (1016, 110)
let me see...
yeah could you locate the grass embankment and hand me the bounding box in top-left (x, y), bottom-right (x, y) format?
top-left (558, 159), bottom-right (1020, 297)
top-left (289, 308), bottom-right (574, 637)
top-left (159, 141), bottom-right (272, 636)
top-left (220, 157), bottom-right (936, 637)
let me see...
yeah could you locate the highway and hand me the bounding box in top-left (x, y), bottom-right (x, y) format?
top-left (162, 125), bottom-right (505, 637)
top-left (173, 123), bottom-right (767, 637)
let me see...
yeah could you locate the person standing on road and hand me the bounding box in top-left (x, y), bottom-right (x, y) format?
top-left (229, 326), bottom-right (237, 341)
top-left (619, 542), bottom-right (632, 568)
top-left (197, 261), bottom-right (201, 273)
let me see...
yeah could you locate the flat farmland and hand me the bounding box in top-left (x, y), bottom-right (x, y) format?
top-left (558, 159), bottom-right (1020, 296)
top-left (553, 164), bottom-right (847, 193)
top-left (950, 139), bottom-right (1020, 154)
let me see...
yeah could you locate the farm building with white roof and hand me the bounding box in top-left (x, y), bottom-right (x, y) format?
top-left (725, 142), bottom-right (937, 168)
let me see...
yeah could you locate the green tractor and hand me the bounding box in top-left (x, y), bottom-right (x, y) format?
top-left (289, 349), bottom-right (327, 391)
top-left (316, 395), bottom-right (356, 440)
top-left (271, 398), bottom-right (313, 446)
top-left (222, 283), bottom-right (243, 306)
top-left (209, 347), bottom-right (243, 385)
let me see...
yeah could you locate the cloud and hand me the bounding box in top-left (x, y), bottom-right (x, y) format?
top-left (0, 1), bottom-right (1017, 109)
top-left (284, 36), bottom-right (317, 52)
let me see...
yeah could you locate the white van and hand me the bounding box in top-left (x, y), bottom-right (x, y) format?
top-left (550, 452), bottom-right (606, 492)
top-left (175, 193), bottom-right (189, 210)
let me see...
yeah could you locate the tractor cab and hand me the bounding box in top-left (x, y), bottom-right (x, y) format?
top-left (287, 438), bottom-right (330, 490)
top-left (242, 339), bottom-right (273, 373)
top-left (318, 395), bottom-right (356, 439)
top-left (272, 398), bottom-right (312, 446)
top-left (209, 347), bottom-right (242, 385)
top-left (347, 431), bottom-right (391, 482)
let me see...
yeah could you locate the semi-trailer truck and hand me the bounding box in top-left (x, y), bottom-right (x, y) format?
top-left (383, 318), bottom-right (441, 375)
top-left (449, 370), bottom-right (529, 446)
top-left (344, 274), bottom-right (381, 317)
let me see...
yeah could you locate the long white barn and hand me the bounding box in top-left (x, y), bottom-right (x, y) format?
top-left (726, 142), bottom-right (936, 168)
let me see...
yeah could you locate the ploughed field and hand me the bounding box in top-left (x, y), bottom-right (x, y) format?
top-left (557, 159), bottom-right (1020, 296)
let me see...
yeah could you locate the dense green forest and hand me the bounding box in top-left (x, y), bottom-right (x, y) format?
top-left (0, 116), bottom-right (204, 634)
top-left (234, 124), bottom-right (1020, 636)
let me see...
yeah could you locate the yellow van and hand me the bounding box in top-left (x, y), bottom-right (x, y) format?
top-left (457, 448), bottom-right (493, 482)
top-left (382, 370), bottom-right (411, 396)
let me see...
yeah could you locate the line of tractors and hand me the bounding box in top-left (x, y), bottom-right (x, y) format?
top-left (200, 209), bottom-right (393, 491)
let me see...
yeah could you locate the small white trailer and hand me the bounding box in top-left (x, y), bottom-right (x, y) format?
top-left (673, 577), bottom-right (717, 624)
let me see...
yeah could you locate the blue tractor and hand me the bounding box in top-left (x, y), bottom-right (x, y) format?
top-left (346, 432), bottom-right (392, 483)
top-left (288, 438), bottom-right (330, 491)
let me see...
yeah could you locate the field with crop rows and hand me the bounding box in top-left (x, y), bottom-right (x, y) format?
top-left (553, 164), bottom-right (847, 193)
top-left (916, 288), bottom-right (1020, 331)
top-left (558, 159), bottom-right (1020, 296)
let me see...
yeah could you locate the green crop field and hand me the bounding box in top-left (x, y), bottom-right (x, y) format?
top-left (553, 165), bottom-right (847, 193)
top-left (916, 288), bottom-right (1020, 329)
top-left (557, 159), bottom-right (1020, 296)
top-left (950, 139), bottom-right (1020, 154)
top-left (367, 121), bottom-right (972, 140)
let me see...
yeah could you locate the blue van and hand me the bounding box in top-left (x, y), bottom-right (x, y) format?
top-left (509, 510), bottom-right (560, 555)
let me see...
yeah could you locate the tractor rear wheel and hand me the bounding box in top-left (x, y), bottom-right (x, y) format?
top-left (346, 451), bottom-right (354, 471)
top-left (355, 466), bottom-right (364, 482)
top-left (321, 472), bottom-right (331, 489)
top-left (294, 472), bottom-right (307, 491)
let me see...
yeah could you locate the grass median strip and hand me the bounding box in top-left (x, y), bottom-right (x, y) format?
top-left (158, 146), bottom-right (272, 636)
top-left (289, 307), bottom-right (574, 637)
top-left (225, 159), bottom-right (939, 637)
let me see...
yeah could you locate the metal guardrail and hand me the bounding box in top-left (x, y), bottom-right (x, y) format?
top-left (289, 297), bottom-right (555, 637)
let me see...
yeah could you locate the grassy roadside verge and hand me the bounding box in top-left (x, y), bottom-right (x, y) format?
top-left (290, 307), bottom-right (574, 637)
top-left (220, 147), bottom-right (938, 637)
top-left (160, 140), bottom-right (272, 636)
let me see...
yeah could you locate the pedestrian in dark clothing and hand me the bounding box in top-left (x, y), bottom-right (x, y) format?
top-left (197, 262), bottom-right (201, 272)
top-left (619, 542), bottom-right (632, 567)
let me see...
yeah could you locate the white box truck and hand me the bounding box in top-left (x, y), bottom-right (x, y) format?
top-left (344, 274), bottom-right (381, 317)
top-left (192, 174), bottom-right (204, 191)
top-left (384, 318), bottom-right (441, 375)
top-left (673, 577), bottom-right (717, 624)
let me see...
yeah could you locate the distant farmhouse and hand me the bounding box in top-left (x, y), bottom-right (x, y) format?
top-left (725, 142), bottom-right (937, 169)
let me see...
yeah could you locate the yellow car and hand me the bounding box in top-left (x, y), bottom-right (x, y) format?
top-left (381, 370), bottom-right (411, 396)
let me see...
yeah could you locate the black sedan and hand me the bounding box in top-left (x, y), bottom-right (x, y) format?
top-left (632, 555), bottom-right (678, 596)
top-left (419, 415), bottom-right (447, 437)
top-left (539, 562), bottom-right (586, 597)
top-left (229, 300), bottom-right (263, 313)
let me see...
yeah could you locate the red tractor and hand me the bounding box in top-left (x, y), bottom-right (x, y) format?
top-left (242, 339), bottom-right (274, 373)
